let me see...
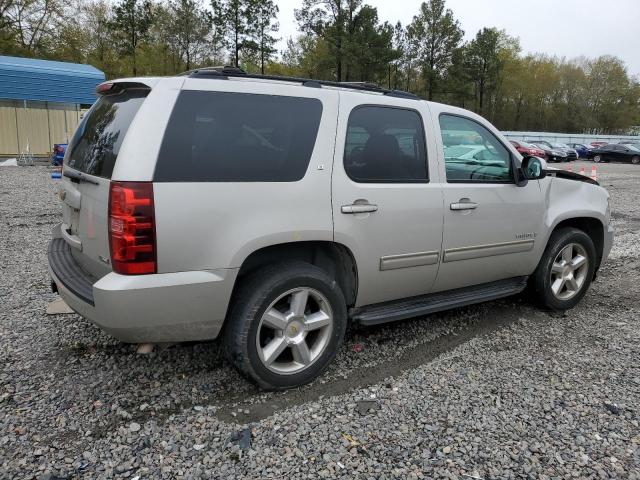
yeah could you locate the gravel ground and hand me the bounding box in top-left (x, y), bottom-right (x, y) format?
top-left (1, 162), bottom-right (639, 479)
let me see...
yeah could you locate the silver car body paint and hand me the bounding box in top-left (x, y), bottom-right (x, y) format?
top-left (49, 76), bottom-right (614, 343)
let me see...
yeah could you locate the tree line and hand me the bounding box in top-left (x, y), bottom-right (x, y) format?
top-left (1, 0), bottom-right (638, 134)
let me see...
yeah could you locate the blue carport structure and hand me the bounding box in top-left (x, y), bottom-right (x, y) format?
top-left (0, 55), bottom-right (105, 157)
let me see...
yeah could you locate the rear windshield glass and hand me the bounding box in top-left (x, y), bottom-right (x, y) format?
top-left (154, 91), bottom-right (323, 182)
top-left (65, 89), bottom-right (148, 178)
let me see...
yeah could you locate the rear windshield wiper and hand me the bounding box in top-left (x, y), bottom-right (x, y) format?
top-left (63, 168), bottom-right (100, 185)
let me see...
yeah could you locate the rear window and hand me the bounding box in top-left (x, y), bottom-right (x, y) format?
top-left (154, 91), bottom-right (323, 182)
top-left (66, 89), bottom-right (148, 178)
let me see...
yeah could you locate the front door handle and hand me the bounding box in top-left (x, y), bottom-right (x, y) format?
top-left (341, 203), bottom-right (378, 214)
top-left (450, 200), bottom-right (479, 211)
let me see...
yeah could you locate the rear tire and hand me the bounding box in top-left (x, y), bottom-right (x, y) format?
top-left (223, 262), bottom-right (347, 390)
top-left (593, 155), bottom-right (602, 163)
top-left (531, 228), bottom-right (596, 311)
top-left (632, 156), bottom-right (640, 165)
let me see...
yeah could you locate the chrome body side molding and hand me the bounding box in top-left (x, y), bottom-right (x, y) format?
top-left (443, 239), bottom-right (534, 263)
top-left (380, 251), bottom-right (440, 271)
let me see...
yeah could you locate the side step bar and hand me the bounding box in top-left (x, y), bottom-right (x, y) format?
top-left (351, 276), bottom-right (528, 326)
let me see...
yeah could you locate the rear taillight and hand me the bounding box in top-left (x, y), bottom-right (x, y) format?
top-left (108, 182), bottom-right (156, 275)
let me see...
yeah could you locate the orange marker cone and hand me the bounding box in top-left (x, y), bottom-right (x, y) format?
top-left (566, 163), bottom-right (573, 172)
top-left (591, 165), bottom-right (597, 181)
top-left (580, 166), bottom-right (585, 176)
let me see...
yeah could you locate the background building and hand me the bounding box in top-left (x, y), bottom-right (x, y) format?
top-left (0, 55), bottom-right (105, 158)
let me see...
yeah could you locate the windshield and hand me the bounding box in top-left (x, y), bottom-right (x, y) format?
top-left (628, 144), bottom-right (640, 152)
top-left (66, 89), bottom-right (148, 178)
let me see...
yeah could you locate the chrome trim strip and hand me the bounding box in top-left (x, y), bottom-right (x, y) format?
top-left (380, 251), bottom-right (440, 271)
top-left (443, 239), bottom-right (534, 263)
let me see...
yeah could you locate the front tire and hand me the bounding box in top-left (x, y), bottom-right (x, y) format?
top-left (632, 156), bottom-right (640, 165)
top-left (223, 262), bottom-right (347, 390)
top-left (593, 155), bottom-right (602, 163)
top-left (531, 228), bottom-right (596, 311)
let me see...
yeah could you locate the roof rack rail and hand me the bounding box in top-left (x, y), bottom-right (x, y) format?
top-left (183, 66), bottom-right (421, 100)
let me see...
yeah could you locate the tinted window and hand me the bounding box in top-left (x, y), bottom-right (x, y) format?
top-left (344, 106), bottom-right (427, 183)
top-left (439, 114), bottom-right (512, 183)
top-left (66, 89), bottom-right (148, 178)
top-left (154, 91), bottom-right (322, 182)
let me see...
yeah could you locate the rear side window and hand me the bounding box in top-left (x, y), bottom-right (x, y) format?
top-left (344, 106), bottom-right (428, 183)
top-left (66, 89), bottom-right (148, 178)
top-left (154, 91), bottom-right (323, 182)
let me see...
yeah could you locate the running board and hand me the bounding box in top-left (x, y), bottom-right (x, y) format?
top-left (352, 276), bottom-right (528, 326)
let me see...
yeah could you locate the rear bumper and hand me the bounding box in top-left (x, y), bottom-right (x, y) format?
top-left (48, 225), bottom-right (237, 343)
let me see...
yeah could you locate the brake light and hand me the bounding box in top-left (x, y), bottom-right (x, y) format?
top-left (108, 182), bottom-right (156, 275)
top-left (96, 82), bottom-right (115, 94)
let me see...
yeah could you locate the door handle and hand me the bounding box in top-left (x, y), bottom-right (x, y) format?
top-left (341, 203), bottom-right (378, 214)
top-left (450, 200), bottom-right (479, 211)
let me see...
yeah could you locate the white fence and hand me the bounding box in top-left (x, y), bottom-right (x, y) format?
top-left (502, 131), bottom-right (640, 145)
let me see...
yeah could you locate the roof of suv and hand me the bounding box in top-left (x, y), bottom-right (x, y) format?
top-left (106, 66), bottom-right (422, 103)
top-left (181, 66), bottom-right (421, 100)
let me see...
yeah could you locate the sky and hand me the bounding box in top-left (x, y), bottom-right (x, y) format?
top-left (275, 0), bottom-right (640, 76)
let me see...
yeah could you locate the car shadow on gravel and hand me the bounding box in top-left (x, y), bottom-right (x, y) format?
top-left (43, 296), bottom-right (544, 439)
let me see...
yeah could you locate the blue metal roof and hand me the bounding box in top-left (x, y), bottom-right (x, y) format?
top-left (0, 55), bottom-right (105, 105)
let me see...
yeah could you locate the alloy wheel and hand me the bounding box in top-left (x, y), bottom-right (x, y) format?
top-left (256, 288), bottom-right (333, 375)
top-left (549, 243), bottom-right (589, 301)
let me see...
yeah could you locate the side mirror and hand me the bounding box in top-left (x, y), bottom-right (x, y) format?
top-left (517, 156), bottom-right (547, 186)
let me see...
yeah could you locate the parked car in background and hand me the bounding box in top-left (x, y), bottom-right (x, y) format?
top-left (509, 140), bottom-right (547, 159)
top-left (50, 144), bottom-right (67, 166)
top-left (549, 142), bottom-right (578, 161)
top-left (618, 140), bottom-right (640, 149)
top-left (588, 143), bottom-right (640, 164)
top-left (528, 141), bottom-right (568, 162)
top-left (567, 143), bottom-right (590, 159)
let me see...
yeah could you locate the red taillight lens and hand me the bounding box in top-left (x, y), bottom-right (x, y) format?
top-left (108, 182), bottom-right (156, 275)
top-left (96, 82), bottom-right (115, 94)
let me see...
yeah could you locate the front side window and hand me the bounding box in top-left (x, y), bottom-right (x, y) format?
top-left (344, 106), bottom-right (427, 183)
top-left (154, 91), bottom-right (323, 182)
top-left (439, 114), bottom-right (513, 183)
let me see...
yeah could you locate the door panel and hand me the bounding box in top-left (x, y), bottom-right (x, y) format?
top-left (432, 110), bottom-right (544, 292)
top-left (332, 96), bottom-right (444, 307)
top-left (434, 183), bottom-right (543, 291)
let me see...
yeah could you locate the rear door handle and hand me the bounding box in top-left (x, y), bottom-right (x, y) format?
top-left (341, 203), bottom-right (378, 214)
top-left (450, 200), bottom-right (479, 211)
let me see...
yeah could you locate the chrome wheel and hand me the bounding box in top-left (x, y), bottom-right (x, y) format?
top-left (594, 155), bottom-right (601, 163)
top-left (549, 243), bottom-right (589, 301)
top-left (256, 288), bottom-right (333, 375)
top-left (632, 156), bottom-right (640, 165)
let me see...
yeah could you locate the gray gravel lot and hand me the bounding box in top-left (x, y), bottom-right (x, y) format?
top-left (1, 161), bottom-right (639, 479)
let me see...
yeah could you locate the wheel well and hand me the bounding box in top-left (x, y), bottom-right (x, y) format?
top-left (235, 241), bottom-right (358, 307)
top-left (552, 217), bottom-right (604, 270)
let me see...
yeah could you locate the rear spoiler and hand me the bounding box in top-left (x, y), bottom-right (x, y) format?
top-left (96, 81), bottom-right (152, 95)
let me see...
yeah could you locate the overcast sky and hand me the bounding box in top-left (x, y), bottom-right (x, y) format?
top-left (275, 0), bottom-right (640, 76)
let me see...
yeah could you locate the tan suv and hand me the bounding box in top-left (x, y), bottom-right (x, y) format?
top-left (49, 68), bottom-right (613, 389)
